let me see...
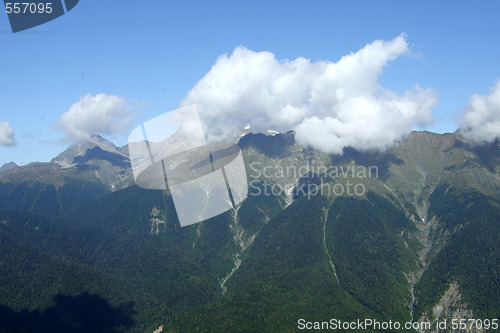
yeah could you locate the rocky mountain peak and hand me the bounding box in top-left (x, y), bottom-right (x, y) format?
top-left (51, 134), bottom-right (125, 168)
top-left (0, 161), bottom-right (18, 174)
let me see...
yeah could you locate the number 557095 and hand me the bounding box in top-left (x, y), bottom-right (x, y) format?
top-left (5, 2), bottom-right (53, 14)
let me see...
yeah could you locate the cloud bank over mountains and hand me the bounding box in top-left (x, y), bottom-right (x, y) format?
top-left (459, 81), bottom-right (500, 142)
top-left (0, 122), bottom-right (16, 147)
top-left (182, 34), bottom-right (438, 154)
top-left (50, 35), bottom-right (500, 151)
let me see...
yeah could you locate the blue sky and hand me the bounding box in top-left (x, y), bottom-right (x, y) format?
top-left (1, 0), bottom-right (500, 166)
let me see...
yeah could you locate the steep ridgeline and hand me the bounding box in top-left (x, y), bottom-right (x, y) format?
top-left (0, 162), bottom-right (18, 174)
top-left (0, 135), bottom-right (133, 217)
top-left (0, 131), bottom-right (497, 332)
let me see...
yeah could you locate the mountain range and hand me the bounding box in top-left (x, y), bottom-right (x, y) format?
top-left (0, 130), bottom-right (498, 332)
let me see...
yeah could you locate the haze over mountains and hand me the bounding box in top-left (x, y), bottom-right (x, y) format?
top-left (0, 130), bottom-right (498, 332)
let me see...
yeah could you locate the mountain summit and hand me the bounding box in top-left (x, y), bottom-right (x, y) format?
top-left (0, 135), bottom-right (134, 217)
top-left (51, 134), bottom-right (128, 168)
top-left (0, 161), bottom-right (18, 174)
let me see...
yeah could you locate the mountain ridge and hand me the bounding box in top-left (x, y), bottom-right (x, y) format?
top-left (0, 129), bottom-right (498, 332)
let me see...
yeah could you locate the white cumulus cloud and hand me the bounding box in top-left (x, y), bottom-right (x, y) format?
top-left (0, 122), bottom-right (16, 146)
top-left (181, 34), bottom-right (437, 154)
top-left (55, 94), bottom-right (136, 141)
top-left (459, 81), bottom-right (500, 142)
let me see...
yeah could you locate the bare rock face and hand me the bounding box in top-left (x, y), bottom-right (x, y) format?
top-left (50, 134), bottom-right (134, 190)
top-left (0, 162), bottom-right (18, 174)
top-left (418, 281), bottom-right (485, 333)
top-left (51, 134), bottom-right (123, 168)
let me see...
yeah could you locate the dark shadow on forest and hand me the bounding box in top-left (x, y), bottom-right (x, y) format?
top-left (330, 147), bottom-right (404, 181)
top-left (452, 138), bottom-right (500, 173)
top-left (73, 146), bottom-right (131, 169)
top-left (0, 293), bottom-right (135, 333)
top-left (238, 132), bottom-right (295, 158)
